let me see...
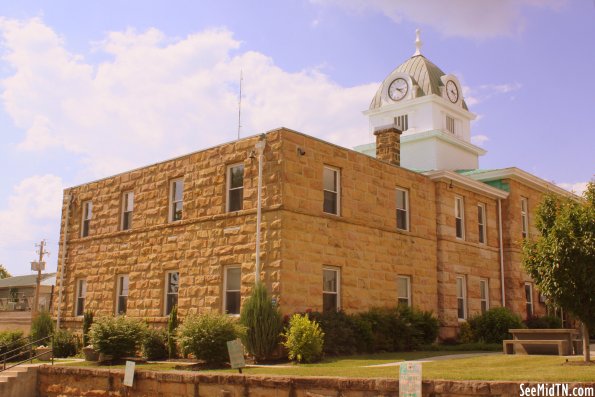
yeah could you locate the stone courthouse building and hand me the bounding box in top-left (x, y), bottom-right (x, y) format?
top-left (52, 33), bottom-right (575, 338)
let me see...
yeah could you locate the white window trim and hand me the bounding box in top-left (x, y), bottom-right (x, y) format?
top-left (396, 187), bottom-right (410, 231)
top-left (397, 275), bottom-right (412, 307)
top-left (521, 197), bottom-right (529, 238)
top-left (116, 274), bottom-right (129, 315)
top-left (120, 191), bottom-right (134, 231)
top-left (75, 279), bottom-right (87, 317)
top-left (479, 278), bottom-right (489, 313)
top-left (164, 271), bottom-right (179, 316)
top-left (455, 196), bottom-right (465, 240)
top-left (223, 265), bottom-right (241, 316)
top-left (323, 166), bottom-right (341, 216)
top-left (478, 203), bottom-right (486, 244)
top-left (322, 266), bottom-right (341, 310)
top-left (456, 275), bottom-right (467, 320)
top-left (226, 163), bottom-right (244, 212)
top-left (525, 282), bottom-right (534, 317)
top-left (168, 178), bottom-right (184, 222)
top-left (81, 201), bottom-right (92, 237)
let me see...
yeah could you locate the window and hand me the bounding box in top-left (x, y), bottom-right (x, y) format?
top-left (323, 166), bottom-right (340, 215)
top-left (479, 279), bottom-right (489, 314)
top-left (224, 266), bottom-right (241, 315)
top-left (121, 192), bottom-right (134, 230)
top-left (169, 179), bottom-right (184, 222)
top-left (446, 115), bottom-right (456, 134)
top-left (226, 164), bottom-right (244, 212)
top-left (525, 283), bottom-right (533, 318)
top-left (81, 201), bottom-right (92, 237)
top-left (75, 279), bottom-right (87, 316)
top-left (116, 275), bottom-right (129, 315)
top-left (521, 197), bottom-right (529, 238)
top-left (322, 267), bottom-right (340, 312)
top-left (456, 276), bottom-right (467, 320)
top-left (396, 188), bottom-right (409, 231)
top-left (477, 203), bottom-right (486, 244)
top-left (165, 271), bottom-right (179, 315)
top-left (455, 197), bottom-right (465, 239)
top-left (394, 114), bottom-right (408, 132)
top-left (397, 276), bottom-right (411, 307)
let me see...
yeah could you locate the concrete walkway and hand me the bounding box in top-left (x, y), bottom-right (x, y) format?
top-left (364, 352), bottom-right (500, 368)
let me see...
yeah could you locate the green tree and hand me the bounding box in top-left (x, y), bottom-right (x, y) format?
top-left (0, 264), bottom-right (10, 279)
top-left (523, 182), bottom-right (595, 362)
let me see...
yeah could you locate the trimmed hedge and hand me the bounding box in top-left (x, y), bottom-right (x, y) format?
top-left (525, 315), bottom-right (562, 329)
top-left (52, 329), bottom-right (79, 358)
top-left (466, 307), bottom-right (524, 343)
top-left (89, 316), bottom-right (147, 360)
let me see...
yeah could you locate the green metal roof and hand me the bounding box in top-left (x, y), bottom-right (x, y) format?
top-left (455, 169), bottom-right (510, 192)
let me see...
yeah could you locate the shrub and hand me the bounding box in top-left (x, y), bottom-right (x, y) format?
top-left (0, 330), bottom-right (27, 361)
top-left (177, 313), bottom-right (243, 365)
top-left (458, 321), bottom-right (475, 344)
top-left (240, 283), bottom-right (283, 362)
top-left (359, 307), bottom-right (409, 352)
top-left (308, 310), bottom-right (360, 356)
top-left (31, 310), bottom-right (54, 346)
top-left (167, 306), bottom-right (178, 359)
top-left (82, 311), bottom-right (94, 347)
top-left (525, 315), bottom-right (562, 329)
top-left (143, 328), bottom-right (169, 360)
top-left (398, 306), bottom-right (440, 347)
top-left (283, 314), bottom-right (324, 363)
top-left (467, 307), bottom-right (524, 344)
top-left (348, 313), bottom-right (374, 353)
top-left (89, 316), bottom-right (147, 360)
top-left (52, 329), bottom-right (79, 358)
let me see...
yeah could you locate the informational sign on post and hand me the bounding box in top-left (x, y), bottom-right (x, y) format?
top-left (123, 360), bottom-right (136, 387)
top-left (226, 338), bottom-right (246, 373)
top-left (399, 361), bottom-right (422, 397)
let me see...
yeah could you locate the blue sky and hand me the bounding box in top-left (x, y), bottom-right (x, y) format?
top-left (0, 0), bottom-right (593, 276)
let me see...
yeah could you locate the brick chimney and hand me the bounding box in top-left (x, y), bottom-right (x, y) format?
top-left (374, 125), bottom-right (402, 166)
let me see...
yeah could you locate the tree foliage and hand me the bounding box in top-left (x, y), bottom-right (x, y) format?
top-left (522, 182), bottom-right (595, 360)
top-left (0, 264), bottom-right (10, 279)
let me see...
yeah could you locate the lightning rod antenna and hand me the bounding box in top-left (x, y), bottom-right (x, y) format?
top-left (237, 70), bottom-right (243, 140)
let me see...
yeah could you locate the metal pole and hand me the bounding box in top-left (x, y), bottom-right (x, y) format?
top-left (498, 198), bottom-right (506, 307)
top-left (254, 136), bottom-right (266, 285)
top-left (32, 240), bottom-right (45, 316)
top-left (57, 194), bottom-right (73, 329)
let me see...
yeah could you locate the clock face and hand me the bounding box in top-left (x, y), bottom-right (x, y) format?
top-left (446, 80), bottom-right (459, 103)
top-left (388, 78), bottom-right (408, 101)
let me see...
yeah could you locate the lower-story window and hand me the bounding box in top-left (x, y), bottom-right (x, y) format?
top-left (75, 279), bottom-right (87, 316)
top-left (456, 276), bottom-right (467, 320)
top-left (323, 267), bottom-right (340, 312)
top-left (525, 283), bottom-right (533, 318)
top-left (224, 266), bottom-right (241, 315)
top-left (116, 275), bottom-right (129, 315)
top-left (165, 271), bottom-right (179, 316)
top-left (479, 278), bottom-right (489, 314)
top-left (397, 276), bottom-right (411, 307)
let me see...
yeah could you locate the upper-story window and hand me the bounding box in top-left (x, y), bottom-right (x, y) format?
top-left (164, 271), bottom-right (179, 316)
top-left (455, 196), bottom-right (465, 239)
top-left (223, 266), bottom-right (241, 315)
top-left (116, 275), bottom-right (129, 315)
top-left (446, 115), bottom-right (456, 134)
top-left (477, 203), bottom-right (486, 244)
top-left (169, 178), bottom-right (184, 222)
top-left (121, 192), bottom-right (134, 230)
top-left (456, 275), bottom-right (467, 320)
top-left (322, 267), bottom-right (340, 312)
top-left (81, 201), bottom-right (92, 238)
top-left (75, 279), bottom-right (87, 316)
top-left (394, 114), bottom-right (408, 132)
top-left (397, 275), bottom-right (411, 307)
top-left (480, 278), bottom-right (489, 314)
top-left (323, 166), bottom-right (340, 216)
top-left (396, 188), bottom-right (409, 231)
top-left (521, 197), bottom-right (529, 239)
top-left (226, 164), bottom-right (244, 212)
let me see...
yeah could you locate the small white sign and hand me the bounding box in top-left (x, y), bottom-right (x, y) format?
top-left (399, 361), bottom-right (422, 397)
top-left (30, 261), bottom-right (46, 271)
top-left (123, 360), bottom-right (135, 387)
top-left (226, 339), bottom-right (246, 369)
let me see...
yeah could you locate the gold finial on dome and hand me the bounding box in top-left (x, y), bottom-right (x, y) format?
top-left (414, 29), bottom-right (422, 56)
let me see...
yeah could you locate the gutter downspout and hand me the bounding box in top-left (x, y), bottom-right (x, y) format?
top-left (57, 193), bottom-right (73, 329)
top-left (498, 198), bottom-right (506, 307)
top-left (254, 135), bottom-right (266, 285)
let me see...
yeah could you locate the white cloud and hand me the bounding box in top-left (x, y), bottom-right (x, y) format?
top-left (0, 18), bottom-right (377, 179)
top-left (557, 182), bottom-right (588, 196)
top-left (462, 82), bottom-right (521, 106)
top-left (312, 0), bottom-right (566, 39)
top-left (471, 134), bottom-right (489, 146)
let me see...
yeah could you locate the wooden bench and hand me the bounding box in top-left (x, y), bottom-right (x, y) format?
top-left (503, 339), bottom-right (569, 355)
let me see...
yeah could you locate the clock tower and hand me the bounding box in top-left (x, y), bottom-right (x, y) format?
top-left (361, 30), bottom-right (485, 171)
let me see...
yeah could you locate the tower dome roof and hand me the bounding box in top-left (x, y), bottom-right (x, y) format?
top-left (369, 54), bottom-right (468, 110)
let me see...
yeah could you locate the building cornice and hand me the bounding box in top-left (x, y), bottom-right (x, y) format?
top-left (402, 130), bottom-right (487, 156)
top-left (466, 167), bottom-right (580, 200)
top-left (424, 170), bottom-right (509, 199)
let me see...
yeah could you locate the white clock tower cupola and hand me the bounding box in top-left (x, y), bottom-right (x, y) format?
top-left (362, 30), bottom-right (485, 171)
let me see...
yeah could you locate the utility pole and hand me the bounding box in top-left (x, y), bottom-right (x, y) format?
top-left (32, 240), bottom-right (48, 317)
